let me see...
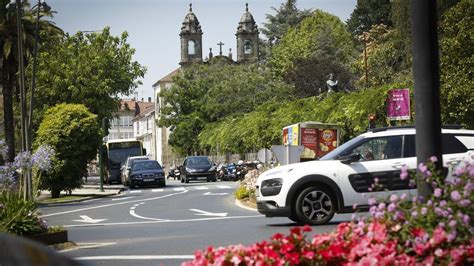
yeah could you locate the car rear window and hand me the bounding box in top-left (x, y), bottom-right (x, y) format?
top-left (403, 134), bottom-right (469, 157)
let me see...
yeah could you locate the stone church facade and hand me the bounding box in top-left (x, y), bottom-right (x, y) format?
top-left (154, 3), bottom-right (259, 171)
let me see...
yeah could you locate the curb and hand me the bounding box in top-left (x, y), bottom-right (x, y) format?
top-left (37, 192), bottom-right (121, 206)
top-left (235, 199), bottom-right (258, 212)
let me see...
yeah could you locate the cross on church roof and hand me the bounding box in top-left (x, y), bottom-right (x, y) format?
top-left (217, 41), bottom-right (224, 55)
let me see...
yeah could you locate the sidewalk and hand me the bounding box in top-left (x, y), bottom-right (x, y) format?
top-left (38, 176), bottom-right (123, 200)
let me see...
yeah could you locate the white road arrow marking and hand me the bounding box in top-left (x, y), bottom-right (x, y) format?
top-left (73, 215), bottom-right (107, 224)
top-left (203, 192), bottom-right (228, 196)
top-left (189, 209), bottom-right (227, 217)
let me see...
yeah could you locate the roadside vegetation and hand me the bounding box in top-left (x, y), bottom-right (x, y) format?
top-left (160, 0), bottom-right (473, 157)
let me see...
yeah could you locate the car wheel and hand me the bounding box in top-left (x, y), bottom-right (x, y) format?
top-left (294, 186), bottom-right (336, 225)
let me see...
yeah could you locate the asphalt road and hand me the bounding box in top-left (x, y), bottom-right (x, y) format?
top-left (40, 180), bottom-right (354, 266)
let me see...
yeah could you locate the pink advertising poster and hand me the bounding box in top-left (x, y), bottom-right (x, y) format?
top-left (387, 89), bottom-right (411, 120)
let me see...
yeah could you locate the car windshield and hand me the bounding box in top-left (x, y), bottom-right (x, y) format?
top-left (131, 160), bottom-right (162, 171)
top-left (187, 157), bottom-right (211, 166)
top-left (320, 135), bottom-right (364, 160)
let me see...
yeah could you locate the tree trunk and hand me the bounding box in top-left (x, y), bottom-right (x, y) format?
top-left (51, 189), bottom-right (60, 198)
top-left (2, 62), bottom-right (16, 163)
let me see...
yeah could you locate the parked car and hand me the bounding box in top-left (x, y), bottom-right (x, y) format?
top-left (256, 126), bottom-right (474, 225)
top-left (128, 159), bottom-right (166, 188)
top-left (121, 156), bottom-right (149, 185)
top-left (180, 156), bottom-right (217, 183)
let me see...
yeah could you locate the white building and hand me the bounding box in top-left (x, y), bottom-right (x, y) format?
top-left (153, 68), bottom-right (180, 171)
top-left (133, 99), bottom-right (155, 160)
top-left (106, 99), bottom-right (136, 141)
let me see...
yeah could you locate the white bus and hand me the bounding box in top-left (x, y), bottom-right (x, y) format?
top-left (105, 138), bottom-right (145, 184)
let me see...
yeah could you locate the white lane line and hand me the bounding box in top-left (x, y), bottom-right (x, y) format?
top-left (58, 242), bottom-right (116, 253)
top-left (129, 190), bottom-right (142, 194)
top-left (62, 214), bottom-right (263, 228)
top-left (130, 207), bottom-right (136, 210)
top-left (111, 196), bottom-right (133, 201)
top-left (41, 190), bottom-right (189, 218)
top-left (129, 209), bottom-right (170, 221)
top-left (194, 186), bottom-right (208, 190)
top-left (173, 187), bottom-right (185, 191)
top-left (216, 185), bottom-right (231, 189)
top-left (152, 189), bottom-right (164, 192)
top-left (75, 255), bottom-right (194, 260)
top-left (82, 199), bottom-right (100, 203)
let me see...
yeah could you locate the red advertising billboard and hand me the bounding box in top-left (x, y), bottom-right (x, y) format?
top-left (317, 129), bottom-right (338, 157)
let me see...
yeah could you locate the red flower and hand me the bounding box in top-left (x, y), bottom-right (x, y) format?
top-left (411, 227), bottom-right (426, 238)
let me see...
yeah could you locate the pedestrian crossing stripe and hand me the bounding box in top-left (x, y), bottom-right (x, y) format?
top-left (130, 190), bottom-right (142, 194)
top-left (152, 189), bottom-right (164, 192)
top-left (194, 186), bottom-right (208, 190)
top-left (216, 185), bottom-right (231, 189)
top-left (173, 187), bottom-right (186, 191)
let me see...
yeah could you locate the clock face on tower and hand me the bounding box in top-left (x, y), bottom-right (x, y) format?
top-left (244, 40), bottom-right (252, 54)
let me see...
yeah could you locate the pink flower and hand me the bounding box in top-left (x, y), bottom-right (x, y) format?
top-left (434, 188), bottom-right (442, 197)
top-left (450, 190), bottom-right (462, 201)
top-left (430, 227), bottom-right (446, 247)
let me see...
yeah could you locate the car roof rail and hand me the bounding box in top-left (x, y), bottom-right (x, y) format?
top-left (367, 124), bottom-right (463, 133)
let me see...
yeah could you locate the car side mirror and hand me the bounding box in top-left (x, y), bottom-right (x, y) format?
top-left (340, 153), bottom-right (361, 164)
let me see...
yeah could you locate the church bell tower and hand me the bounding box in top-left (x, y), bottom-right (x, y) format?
top-left (236, 3), bottom-right (259, 63)
top-left (180, 4), bottom-right (203, 67)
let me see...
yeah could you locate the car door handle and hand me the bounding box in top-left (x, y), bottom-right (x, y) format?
top-left (391, 162), bottom-right (406, 169)
top-left (446, 159), bottom-right (462, 165)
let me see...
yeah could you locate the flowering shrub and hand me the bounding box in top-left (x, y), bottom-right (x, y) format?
top-left (0, 140), bottom-right (55, 236)
top-left (235, 169), bottom-right (259, 201)
top-left (184, 158), bottom-right (474, 265)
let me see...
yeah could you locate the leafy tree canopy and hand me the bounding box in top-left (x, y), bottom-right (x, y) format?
top-left (159, 62), bottom-right (295, 156)
top-left (270, 10), bottom-right (355, 79)
top-left (34, 103), bottom-right (102, 198)
top-left (261, 0), bottom-right (311, 45)
top-left (31, 27), bottom-right (146, 131)
top-left (346, 0), bottom-right (392, 38)
top-left (439, 0), bottom-right (474, 128)
top-left (200, 84), bottom-right (409, 154)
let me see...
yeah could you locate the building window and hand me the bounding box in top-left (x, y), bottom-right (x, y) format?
top-left (244, 40), bottom-right (252, 54)
top-left (188, 40), bottom-right (196, 55)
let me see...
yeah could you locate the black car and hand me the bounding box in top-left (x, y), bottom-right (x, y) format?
top-left (129, 160), bottom-right (166, 188)
top-left (180, 156), bottom-right (217, 183)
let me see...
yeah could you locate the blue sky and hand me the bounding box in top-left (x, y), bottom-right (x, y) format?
top-left (47, 0), bottom-right (357, 100)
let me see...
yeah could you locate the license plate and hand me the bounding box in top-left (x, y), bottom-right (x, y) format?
top-left (143, 178), bottom-right (154, 182)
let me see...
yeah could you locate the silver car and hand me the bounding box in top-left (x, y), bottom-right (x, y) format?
top-left (121, 156), bottom-right (149, 186)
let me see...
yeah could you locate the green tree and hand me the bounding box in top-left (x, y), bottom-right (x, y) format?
top-left (34, 103), bottom-right (101, 198)
top-left (260, 0), bottom-right (311, 58)
top-left (439, 0), bottom-right (473, 128)
top-left (159, 61), bottom-right (294, 156)
top-left (346, 0), bottom-right (392, 38)
top-left (200, 84), bottom-right (407, 154)
top-left (352, 24), bottom-right (412, 89)
top-left (0, 0), bottom-right (62, 162)
top-left (31, 27), bottom-right (146, 132)
top-left (269, 10), bottom-right (355, 95)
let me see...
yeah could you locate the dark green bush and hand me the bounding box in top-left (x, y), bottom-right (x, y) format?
top-left (0, 191), bottom-right (47, 236)
top-left (34, 103), bottom-right (102, 198)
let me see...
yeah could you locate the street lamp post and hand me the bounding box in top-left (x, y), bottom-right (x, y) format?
top-left (6, 0), bottom-right (51, 199)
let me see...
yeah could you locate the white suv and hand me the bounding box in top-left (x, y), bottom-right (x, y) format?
top-left (256, 127), bottom-right (474, 225)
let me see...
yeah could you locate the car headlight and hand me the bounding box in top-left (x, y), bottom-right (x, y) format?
top-left (261, 178), bottom-right (283, 196)
top-left (186, 167), bottom-right (194, 173)
top-left (155, 173), bottom-right (164, 178)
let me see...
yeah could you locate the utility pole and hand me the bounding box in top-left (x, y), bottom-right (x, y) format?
top-left (411, 0), bottom-right (442, 199)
